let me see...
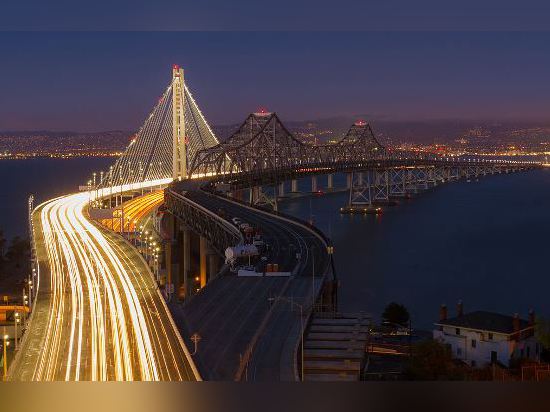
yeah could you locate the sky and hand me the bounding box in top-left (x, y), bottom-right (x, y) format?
top-left (2, 31), bottom-right (550, 131)
top-left (3, 0), bottom-right (550, 30)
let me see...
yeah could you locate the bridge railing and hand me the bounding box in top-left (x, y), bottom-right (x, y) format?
top-left (164, 187), bottom-right (243, 256)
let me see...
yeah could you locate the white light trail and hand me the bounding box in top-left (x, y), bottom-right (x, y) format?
top-left (32, 179), bottom-right (196, 381)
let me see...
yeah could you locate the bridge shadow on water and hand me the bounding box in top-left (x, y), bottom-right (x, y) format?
top-left (279, 169), bottom-right (550, 329)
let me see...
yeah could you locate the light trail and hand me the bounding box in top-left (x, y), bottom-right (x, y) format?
top-left (28, 182), bottom-right (198, 381)
top-left (102, 190), bottom-right (164, 232)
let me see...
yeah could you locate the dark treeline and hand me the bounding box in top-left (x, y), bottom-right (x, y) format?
top-left (0, 228), bottom-right (31, 300)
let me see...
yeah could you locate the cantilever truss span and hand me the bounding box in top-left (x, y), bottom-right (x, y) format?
top-left (98, 67), bottom-right (219, 188)
top-left (189, 113), bottom-right (386, 179)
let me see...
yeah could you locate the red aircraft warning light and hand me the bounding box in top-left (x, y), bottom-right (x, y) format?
top-left (355, 119), bottom-right (366, 126)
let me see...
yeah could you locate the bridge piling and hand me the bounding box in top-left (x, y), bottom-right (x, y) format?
top-left (372, 170), bottom-right (389, 204)
top-left (182, 227), bottom-right (191, 299)
top-left (199, 236), bottom-right (207, 289)
top-left (278, 182), bottom-right (285, 197)
top-left (327, 174), bottom-right (333, 191)
top-left (389, 168), bottom-right (406, 198)
top-left (311, 176), bottom-right (318, 193)
top-left (291, 179), bottom-right (298, 193)
top-left (340, 171), bottom-right (381, 214)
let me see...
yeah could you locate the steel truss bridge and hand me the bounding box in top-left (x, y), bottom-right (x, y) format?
top-left (95, 65), bottom-right (538, 200)
top-left (18, 65), bottom-right (540, 381)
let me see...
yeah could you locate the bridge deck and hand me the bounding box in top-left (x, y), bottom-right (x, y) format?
top-left (168, 186), bottom-right (330, 381)
top-left (11, 194), bottom-right (197, 381)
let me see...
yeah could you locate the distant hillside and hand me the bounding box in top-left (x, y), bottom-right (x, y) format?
top-left (2, 118), bottom-right (549, 155)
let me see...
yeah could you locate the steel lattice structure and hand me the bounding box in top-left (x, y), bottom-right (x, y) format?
top-left (189, 113), bottom-right (386, 179)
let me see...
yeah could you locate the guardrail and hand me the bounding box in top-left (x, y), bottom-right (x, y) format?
top-left (164, 187), bottom-right (243, 256)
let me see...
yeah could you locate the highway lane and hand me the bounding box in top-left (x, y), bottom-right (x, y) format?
top-left (11, 190), bottom-right (198, 381)
top-left (102, 190), bottom-right (164, 233)
top-left (169, 187), bottom-right (330, 380)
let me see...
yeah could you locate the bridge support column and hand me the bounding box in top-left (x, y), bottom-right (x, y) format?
top-left (163, 213), bottom-right (177, 300)
top-left (346, 173), bottom-right (352, 189)
top-left (182, 227), bottom-right (191, 300)
top-left (291, 179), bottom-right (298, 193)
top-left (249, 187), bottom-right (261, 204)
top-left (311, 176), bottom-right (318, 193)
top-left (208, 252), bottom-right (220, 282)
top-left (327, 174), bottom-right (334, 191)
top-left (346, 171), bottom-right (372, 208)
top-left (199, 236), bottom-right (207, 289)
top-left (405, 169), bottom-right (418, 194)
top-left (373, 170), bottom-right (389, 203)
top-left (165, 240), bottom-right (173, 297)
top-left (230, 189), bottom-right (243, 201)
top-left (389, 168), bottom-right (406, 197)
top-left (278, 182), bottom-right (285, 197)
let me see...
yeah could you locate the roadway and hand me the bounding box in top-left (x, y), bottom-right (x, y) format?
top-left (102, 190), bottom-right (164, 233)
top-left (10, 191), bottom-right (198, 381)
top-left (168, 187), bottom-right (330, 380)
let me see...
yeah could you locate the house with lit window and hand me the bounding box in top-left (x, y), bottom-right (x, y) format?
top-left (433, 302), bottom-right (540, 368)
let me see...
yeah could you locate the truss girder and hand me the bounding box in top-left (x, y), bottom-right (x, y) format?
top-left (189, 114), bottom-right (387, 180)
top-left (164, 189), bottom-right (242, 256)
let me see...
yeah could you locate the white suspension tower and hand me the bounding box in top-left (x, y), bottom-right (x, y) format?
top-left (172, 65), bottom-right (187, 180)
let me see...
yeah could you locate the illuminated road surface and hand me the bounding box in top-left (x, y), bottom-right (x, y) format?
top-left (102, 190), bottom-right (164, 233)
top-left (12, 190), bottom-right (198, 381)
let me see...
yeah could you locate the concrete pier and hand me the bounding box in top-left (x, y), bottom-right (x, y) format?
top-left (327, 174), bottom-right (333, 190)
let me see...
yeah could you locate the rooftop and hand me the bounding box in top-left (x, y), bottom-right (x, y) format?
top-left (435, 311), bottom-right (532, 335)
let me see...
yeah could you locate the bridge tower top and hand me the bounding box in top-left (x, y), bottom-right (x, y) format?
top-left (172, 65), bottom-right (187, 180)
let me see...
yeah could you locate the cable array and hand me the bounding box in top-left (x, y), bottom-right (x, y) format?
top-left (98, 78), bottom-right (219, 188)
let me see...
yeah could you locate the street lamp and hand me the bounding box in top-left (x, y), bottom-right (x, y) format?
top-left (14, 312), bottom-right (20, 351)
top-left (3, 333), bottom-right (9, 380)
top-left (268, 297), bottom-right (305, 382)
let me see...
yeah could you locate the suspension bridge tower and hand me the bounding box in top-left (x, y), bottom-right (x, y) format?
top-left (172, 65), bottom-right (187, 180)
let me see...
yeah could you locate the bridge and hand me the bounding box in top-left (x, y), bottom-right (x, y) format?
top-left (9, 65), bottom-right (539, 381)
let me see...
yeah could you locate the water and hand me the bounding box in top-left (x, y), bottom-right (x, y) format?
top-left (1, 158), bottom-right (549, 328)
top-left (0, 158), bottom-right (112, 239)
top-left (280, 170), bottom-right (550, 328)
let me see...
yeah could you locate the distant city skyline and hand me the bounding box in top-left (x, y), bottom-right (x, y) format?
top-left (3, 32), bottom-right (550, 131)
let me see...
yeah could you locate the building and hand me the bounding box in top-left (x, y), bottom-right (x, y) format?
top-left (433, 302), bottom-right (541, 368)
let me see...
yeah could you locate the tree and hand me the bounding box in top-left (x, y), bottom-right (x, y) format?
top-left (535, 317), bottom-right (550, 349)
top-left (0, 229), bottom-right (5, 260)
top-left (382, 302), bottom-right (410, 327)
top-left (5, 236), bottom-right (30, 272)
top-left (406, 340), bottom-right (465, 380)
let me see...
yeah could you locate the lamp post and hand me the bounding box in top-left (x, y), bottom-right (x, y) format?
top-left (14, 312), bottom-right (19, 351)
top-left (3, 332), bottom-right (9, 380)
top-left (268, 297), bottom-right (304, 382)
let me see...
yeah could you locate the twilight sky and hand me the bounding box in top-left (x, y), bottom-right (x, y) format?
top-left (2, 31), bottom-right (550, 131)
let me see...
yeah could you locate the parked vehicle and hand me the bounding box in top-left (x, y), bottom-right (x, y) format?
top-left (224, 244), bottom-right (259, 265)
top-left (252, 239), bottom-right (265, 250)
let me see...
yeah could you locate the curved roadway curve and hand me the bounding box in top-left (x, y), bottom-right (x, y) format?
top-left (10, 190), bottom-right (199, 381)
